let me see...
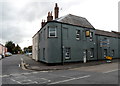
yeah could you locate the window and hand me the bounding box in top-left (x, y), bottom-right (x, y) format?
top-left (65, 48), bottom-right (71, 60)
top-left (76, 30), bottom-right (80, 40)
top-left (90, 48), bottom-right (94, 58)
top-left (111, 50), bottom-right (114, 57)
top-left (104, 49), bottom-right (107, 58)
top-left (90, 32), bottom-right (93, 41)
top-left (49, 27), bottom-right (57, 37)
top-left (85, 30), bottom-right (90, 37)
top-left (43, 48), bottom-right (45, 60)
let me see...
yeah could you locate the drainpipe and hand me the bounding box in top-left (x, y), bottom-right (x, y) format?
top-left (96, 36), bottom-right (98, 60)
top-left (61, 23), bottom-right (64, 65)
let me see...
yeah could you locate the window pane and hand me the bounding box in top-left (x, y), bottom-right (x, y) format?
top-left (65, 48), bottom-right (71, 60)
top-left (90, 32), bottom-right (93, 41)
top-left (76, 30), bottom-right (80, 40)
top-left (50, 32), bottom-right (55, 36)
top-left (49, 27), bottom-right (56, 37)
top-left (90, 48), bottom-right (94, 58)
top-left (50, 28), bottom-right (56, 31)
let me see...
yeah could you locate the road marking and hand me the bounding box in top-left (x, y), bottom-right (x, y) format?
top-left (2, 71), bottom-right (46, 78)
top-left (40, 71), bottom-right (50, 72)
top-left (21, 72), bottom-right (31, 75)
top-left (49, 75), bottom-right (90, 84)
top-left (24, 81), bottom-right (38, 84)
top-left (41, 78), bottom-right (49, 81)
top-left (103, 69), bottom-right (119, 74)
top-left (11, 79), bottom-right (22, 84)
top-left (10, 73), bottom-right (21, 76)
top-left (2, 75), bottom-right (10, 77)
top-left (61, 75), bottom-right (73, 79)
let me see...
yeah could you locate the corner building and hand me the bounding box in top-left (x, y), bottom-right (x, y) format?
top-left (32, 4), bottom-right (120, 64)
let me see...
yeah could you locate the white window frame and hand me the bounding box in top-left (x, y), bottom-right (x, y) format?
top-left (49, 27), bottom-right (57, 37)
top-left (90, 32), bottom-right (93, 41)
top-left (65, 48), bottom-right (71, 60)
top-left (76, 30), bottom-right (80, 40)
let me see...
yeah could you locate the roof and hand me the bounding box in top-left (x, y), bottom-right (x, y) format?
top-left (54, 14), bottom-right (95, 29)
top-left (33, 14), bottom-right (95, 38)
top-left (95, 29), bottom-right (119, 38)
top-left (0, 43), bottom-right (5, 47)
top-left (112, 31), bottom-right (120, 35)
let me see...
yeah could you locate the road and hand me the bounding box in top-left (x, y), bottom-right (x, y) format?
top-left (1, 54), bottom-right (119, 85)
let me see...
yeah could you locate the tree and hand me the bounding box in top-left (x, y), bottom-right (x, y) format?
top-left (28, 46), bottom-right (32, 52)
top-left (23, 46), bottom-right (32, 53)
top-left (5, 41), bottom-right (15, 54)
top-left (5, 41), bottom-right (22, 54)
top-left (14, 44), bottom-right (22, 54)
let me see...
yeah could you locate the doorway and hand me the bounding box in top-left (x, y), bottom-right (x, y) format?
top-left (83, 50), bottom-right (87, 63)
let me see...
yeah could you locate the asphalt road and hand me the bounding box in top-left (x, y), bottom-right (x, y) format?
top-left (1, 54), bottom-right (119, 85)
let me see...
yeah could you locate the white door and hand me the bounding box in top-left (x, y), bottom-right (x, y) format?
top-left (83, 50), bottom-right (87, 63)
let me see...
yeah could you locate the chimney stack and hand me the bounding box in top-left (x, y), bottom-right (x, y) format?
top-left (47, 11), bottom-right (53, 22)
top-left (41, 20), bottom-right (46, 28)
top-left (54, 3), bottom-right (59, 19)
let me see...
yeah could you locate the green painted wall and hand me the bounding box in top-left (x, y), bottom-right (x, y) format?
top-left (37, 22), bottom-right (97, 63)
top-left (33, 21), bottom-right (119, 63)
top-left (96, 35), bottom-right (119, 60)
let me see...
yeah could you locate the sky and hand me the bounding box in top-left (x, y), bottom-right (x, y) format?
top-left (0, 0), bottom-right (119, 49)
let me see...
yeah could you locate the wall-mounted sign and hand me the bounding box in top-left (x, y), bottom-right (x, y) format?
top-left (85, 30), bottom-right (90, 37)
top-left (100, 38), bottom-right (109, 47)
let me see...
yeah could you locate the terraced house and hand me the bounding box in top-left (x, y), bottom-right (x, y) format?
top-left (32, 3), bottom-right (120, 64)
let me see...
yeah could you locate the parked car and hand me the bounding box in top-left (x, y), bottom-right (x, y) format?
top-left (0, 54), bottom-right (5, 59)
top-left (5, 52), bottom-right (12, 57)
top-left (26, 52), bottom-right (32, 56)
top-left (0, 55), bottom-right (2, 59)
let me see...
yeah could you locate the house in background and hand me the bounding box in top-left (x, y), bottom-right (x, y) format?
top-left (32, 3), bottom-right (120, 64)
top-left (0, 43), bottom-right (7, 58)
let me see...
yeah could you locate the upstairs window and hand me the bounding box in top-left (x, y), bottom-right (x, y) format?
top-left (76, 30), bottom-right (80, 40)
top-left (90, 32), bottom-right (93, 41)
top-left (85, 30), bottom-right (90, 37)
top-left (49, 27), bottom-right (57, 37)
top-left (85, 30), bottom-right (93, 41)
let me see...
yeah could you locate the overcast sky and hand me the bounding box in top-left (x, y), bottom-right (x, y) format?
top-left (0, 0), bottom-right (119, 49)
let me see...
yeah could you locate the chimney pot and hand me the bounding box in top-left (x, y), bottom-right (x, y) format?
top-left (47, 11), bottom-right (53, 21)
top-left (54, 3), bottom-right (59, 19)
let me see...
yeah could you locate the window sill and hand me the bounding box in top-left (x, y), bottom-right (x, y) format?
top-left (47, 37), bottom-right (58, 38)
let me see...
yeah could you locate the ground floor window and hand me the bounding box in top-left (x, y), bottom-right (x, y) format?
top-left (111, 50), bottom-right (114, 57)
top-left (104, 49), bottom-right (107, 58)
top-left (43, 48), bottom-right (45, 60)
top-left (65, 48), bottom-right (71, 60)
top-left (90, 48), bottom-right (94, 58)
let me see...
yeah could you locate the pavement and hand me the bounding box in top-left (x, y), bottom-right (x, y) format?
top-left (22, 55), bottom-right (119, 71)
